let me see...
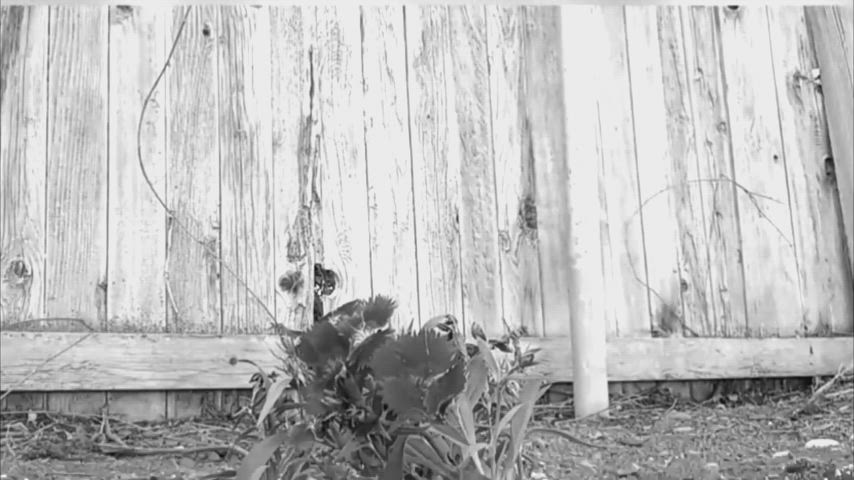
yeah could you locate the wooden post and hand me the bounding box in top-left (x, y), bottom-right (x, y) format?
top-left (805, 5), bottom-right (854, 273)
top-left (561, 6), bottom-right (610, 419)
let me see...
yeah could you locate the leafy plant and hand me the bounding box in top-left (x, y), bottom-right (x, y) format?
top-left (237, 295), bottom-right (549, 480)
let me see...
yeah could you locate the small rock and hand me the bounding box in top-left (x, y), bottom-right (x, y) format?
top-left (673, 426), bottom-right (694, 434)
top-left (530, 472), bottom-right (548, 480)
top-left (701, 462), bottom-right (721, 480)
top-left (178, 457), bottom-right (196, 469)
top-left (805, 438), bottom-right (840, 449)
top-left (772, 450), bottom-right (791, 459)
top-left (616, 463), bottom-right (640, 477)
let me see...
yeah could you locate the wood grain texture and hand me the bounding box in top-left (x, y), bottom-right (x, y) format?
top-left (449, 6), bottom-right (503, 337)
top-left (218, 6), bottom-right (275, 334)
top-left (361, 6), bottom-right (419, 329)
top-left (678, 7), bottom-right (748, 337)
top-left (657, 7), bottom-right (717, 336)
top-left (270, 6), bottom-right (316, 331)
top-left (107, 391), bottom-right (167, 422)
top-left (589, 6), bottom-right (650, 338)
top-left (625, 6), bottom-right (687, 338)
top-left (45, 6), bottom-right (109, 329)
top-left (1, 331), bottom-right (851, 390)
top-left (0, 6), bottom-right (48, 326)
top-left (166, 6), bottom-right (221, 333)
top-left (313, 6), bottom-right (372, 310)
top-left (768, 7), bottom-right (854, 336)
top-left (405, 7), bottom-right (464, 323)
top-left (718, 6), bottom-right (803, 337)
top-left (107, 6), bottom-right (167, 332)
top-left (487, 7), bottom-right (544, 336)
top-left (523, 7), bottom-right (571, 337)
top-left (805, 6), bottom-right (854, 275)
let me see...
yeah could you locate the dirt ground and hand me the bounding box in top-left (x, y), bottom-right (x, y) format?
top-left (1, 378), bottom-right (852, 480)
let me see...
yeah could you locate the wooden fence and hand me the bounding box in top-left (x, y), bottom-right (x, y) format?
top-left (1, 5), bottom-right (853, 420)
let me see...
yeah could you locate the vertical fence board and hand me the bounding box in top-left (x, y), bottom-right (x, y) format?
top-left (680, 7), bottom-right (747, 337)
top-left (270, 7), bottom-right (315, 331)
top-left (805, 6), bottom-right (854, 275)
top-left (405, 7), bottom-right (464, 323)
top-left (166, 6), bottom-right (221, 333)
top-left (219, 6), bottom-right (275, 334)
top-left (525, 7), bottom-right (570, 337)
top-left (361, 7), bottom-right (420, 329)
top-left (768, 7), bottom-right (854, 336)
top-left (45, 6), bottom-right (108, 329)
top-left (487, 7), bottom-right (544, 336)
top-left (449, 6), bottom-right (502, 336)
top-left (313, 7), bottom-right (372, 308)
top-left (625, 7), bottom-right (687, 338)
top-left (107, 6), bottom-right (167, 333)
top-left (719, 6), bottom-right (803, 337)
top-left (589, 7), bottom-right (650, 338)
top-left (0, 6), bottom-right (48, 326)
top-left (657, 7), bottom-right (717, 337)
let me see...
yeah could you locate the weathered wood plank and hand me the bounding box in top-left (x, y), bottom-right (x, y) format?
top-left (46, 392), bottom-right (105, 416)
top-left (2, 331), bottom-right (851, 390)
top-left (166, 6), bottom-right (221, 333)
top-left (405, 6), bottom-right (464, 323)
top-left (107, 391), bottom-right (166, 422)
top-left (524, 7), bottom-right (570, 337)
top-left (657, 6), bottom-right (717, 336)
top-left (805, 6), bottom-right (854, 275)
top-left (487, 6), bottom-right (544, 336)
top-left (44, 6), bottom-right (108, 328)
top-left (270, 7), bottom-right (316, 331)
top-left (0, 6), bottom-right (48, 326)
top-left (768, 7), bottom-right (854, 336)
top-left (218, 6), bottom-right (276, 334)
top-left (106, 6), bottom-right (167, 332)
top-left (361, 6), bottom-right (420, 329)
top-left (679, 7), bottom-right (748, 337)
top-left (625, 6), bottom-right (688, 338)
top-left (313, 6), bottom-right (372, 309)
top-left (589, 6), bottom-right (649, 338)
top-left (719, 6), bottom-right (803, 337)
top-left (449, 6), bottom-right (503, 337)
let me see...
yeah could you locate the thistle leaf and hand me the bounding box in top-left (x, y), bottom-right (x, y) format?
top-left (381, 376), bottom-right (424, 415)
top-left (424, 357), bottom-right (466, 415)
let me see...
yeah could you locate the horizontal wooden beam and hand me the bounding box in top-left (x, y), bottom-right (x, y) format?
top-left (1, 332), bottom-right (851, 391)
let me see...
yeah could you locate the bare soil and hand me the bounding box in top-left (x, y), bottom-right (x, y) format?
top-left (1, 381), bottom-right (851, 480)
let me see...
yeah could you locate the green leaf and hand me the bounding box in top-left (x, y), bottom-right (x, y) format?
top-left (381, 376), bottom-right (424, 415)
top-left (236, 431), bottom-right (289, 480)
top-left (380, 436), bottom-right (407, 480)
top-left (464, 354), bottom-right (489, 405)
top-left (347, 328), bottom-right (393, 372)
top-left (255, 378), bottom-right (292, 430)
top-left (476, 338), bottom-right (499, 376)
top-left (425, 357), bottom-right (466, 415)
top-left (501, 380), bottom-right (547, 473)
